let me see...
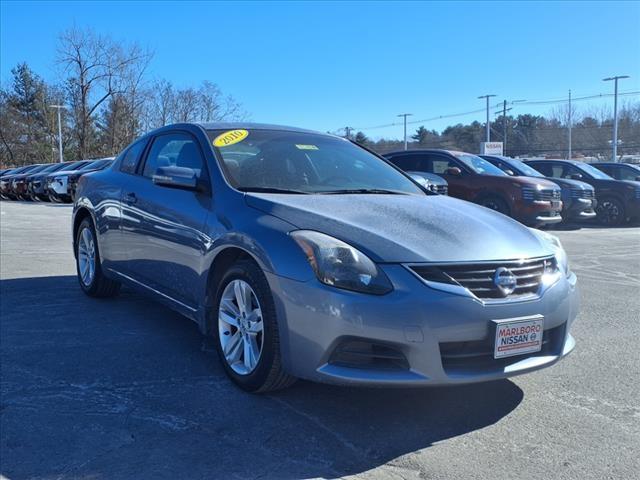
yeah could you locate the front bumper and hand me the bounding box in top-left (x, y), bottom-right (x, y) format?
top-left (47, 177), bottom-right (71, 201)
top-left (518, 200), bottom-right (564, 225)
top-left (267, 265), bottom-right (578, 386)
top-left (564, 197), bottom-right (598, 221)
top-left (627, 199), bottom-right (640, 219)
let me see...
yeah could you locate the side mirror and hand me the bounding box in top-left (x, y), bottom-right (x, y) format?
top-left (445, 166), bottom-right (462, 176)
top-left (408, 172), bottom-right (430, 188)
top-left (504, 169), bottom-right (515, 176)
top-left (569, 173), bottom-right (583, 180)
top-left (152, 166), bottom-right (198, 190)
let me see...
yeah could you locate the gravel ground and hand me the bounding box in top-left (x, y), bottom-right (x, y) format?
top-left (1, 200), bottom-right (639, 480)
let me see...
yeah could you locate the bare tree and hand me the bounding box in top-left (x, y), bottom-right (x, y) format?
top-left (57, 26), bottom-right (152, 158)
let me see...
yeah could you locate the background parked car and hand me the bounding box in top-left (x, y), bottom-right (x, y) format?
top-left (525, 159), bottom-right (640, 226)
top-left (25, 162), bottom-right (75, 201)
top-left (384, 149), bottom-right (562, 226)
top-left (406, 171), bottom-right (448, 194)
top-left (2, 164), bottom-right (47, 200)
top-left (592, 162), bottom-right (640, 182)
top-left (481, 155), bottom-right (597, 223)
top-left (45, 160), bottom-right (92, 202)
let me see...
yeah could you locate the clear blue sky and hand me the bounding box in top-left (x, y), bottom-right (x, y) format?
top-left (1, 1), bottom-right (639, 139)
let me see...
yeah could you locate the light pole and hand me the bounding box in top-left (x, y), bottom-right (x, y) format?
top-left (495, 99), bottom-right (526, 155)
top-left (603, 75), bottom-right (629, 161)
top-left (49, 105), bottom-right (66, 163)
top-left (478, 94), bottom-right (496, 142)
top-left (568, 90), bottom-right (572, 160)
top-left (397, 113), bottom-right (413, 150)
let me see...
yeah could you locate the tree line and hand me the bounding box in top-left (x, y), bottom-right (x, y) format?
top-left (351, 102), bottom-right (640, 160)
top-left (0, 26), bottom-right (246, 166)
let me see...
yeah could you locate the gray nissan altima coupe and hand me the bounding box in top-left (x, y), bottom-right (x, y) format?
top-left (73, 123), bottom-right (579, 392)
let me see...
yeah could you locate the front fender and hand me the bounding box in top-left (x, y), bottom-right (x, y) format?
top-left (204, 212), bottom-right (315, 284)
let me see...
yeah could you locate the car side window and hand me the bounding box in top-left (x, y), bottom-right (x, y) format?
top-left (598, 166), bottom-right (614, 178)
top-left (611, 167), bottom-right (638, 181)
top-left (143, 132), bottom-right (204, 179)
top-left (562, 165), bottom-right (583, 179)
top-left (547, 164), bottom-right (564, 178)
top-left (389, 155), bottom-right (419, 171)
top-left (428, 155), bottom-right (457, 174)
top-left (120, 140), bottom-right (147, 174)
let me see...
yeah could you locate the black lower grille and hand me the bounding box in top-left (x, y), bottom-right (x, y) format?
top-left (440, 323), bottom-right (566, 373)
top-left (329, 339), bottom-right (409, 371)
top-left (410, 257), bottom-right (554, 300)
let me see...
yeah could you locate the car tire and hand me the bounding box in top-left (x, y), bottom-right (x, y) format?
top-left (75, 217), bottom-right (121, 297)
top-left (212, 259), bottom-right (296, 393)
top-left (478, 195), bottom-right (511, 216)
top-left (596, 197), bottom-right (625, 226)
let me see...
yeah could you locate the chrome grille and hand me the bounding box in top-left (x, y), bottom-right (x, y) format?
top-left (571, 189), bottom-right (595, 199)
top-left (410, 257), bottom-right (555, 300)
top-left (429, 184), bottom-right (448, 195)
top-left (522, 187), bottom-right (561, 201)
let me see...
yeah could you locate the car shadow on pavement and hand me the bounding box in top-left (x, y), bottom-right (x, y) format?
top-left (1, 275), bottom-right (523, 480)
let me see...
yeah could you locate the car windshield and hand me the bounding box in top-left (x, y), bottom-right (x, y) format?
top-left (59, 161), bottom-right (88, 172)
top-left (453, 152), bottom-right (507, 176)
top-left (576, 162), bottom-right (613, 180)
top-left (39, 163), bottom-right (64, 173)
top-left (504, 157), bottom-right (544, 177)
top-left (208, 129), bottom-right (424, 195)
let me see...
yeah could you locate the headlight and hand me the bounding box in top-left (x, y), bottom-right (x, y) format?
top-left (532, 229), bottom-right (570, 277)
top-left (290, 230), bottom-right (393, 295)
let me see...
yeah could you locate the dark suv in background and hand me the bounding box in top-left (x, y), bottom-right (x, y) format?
top-left (592, 163), bottom-right (640, 182)
top-left (481, 155), bottom-right (597, 223)
top-left (385, 149), bottom-right (563, 226)
top-left (525, 159), bottom-right (640, 226)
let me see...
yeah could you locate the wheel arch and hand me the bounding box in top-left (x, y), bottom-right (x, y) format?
top-left (72, 207), bottom-right (94, 258)
top-left (202, 246), bottom-right (260, 336)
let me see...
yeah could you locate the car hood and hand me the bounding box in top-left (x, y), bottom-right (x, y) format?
top-left (510, 176), bottom-right (559, 189)
top-left (543, 177), bottom-right (593, 190)
top-left (245, 193), bottom-right (554, 263)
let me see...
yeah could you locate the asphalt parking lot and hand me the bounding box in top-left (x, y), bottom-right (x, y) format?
top-left (1, 201), bottom-right (639, 480)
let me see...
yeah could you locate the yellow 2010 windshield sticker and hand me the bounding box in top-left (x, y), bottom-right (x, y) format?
top-left (213, 129), bottom-right (249, 147)
top-left (295, 144), bottom-right (319, 150)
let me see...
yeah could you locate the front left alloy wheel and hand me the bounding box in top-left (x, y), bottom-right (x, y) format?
top-left (213, 259), bottom-right (296, 392)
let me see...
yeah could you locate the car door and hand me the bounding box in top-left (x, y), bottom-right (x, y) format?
top-left (119, 130), bottom-right (211, 308)
top-left (426, 153), bottom-right (473, 200)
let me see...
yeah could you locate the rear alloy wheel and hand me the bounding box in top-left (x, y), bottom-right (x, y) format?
top-left (596, 197), bottom-right (625, 226)
top-left (75, 218), bottom-right (121, 297)
top-left (213, 259), bottom-right (296, 392)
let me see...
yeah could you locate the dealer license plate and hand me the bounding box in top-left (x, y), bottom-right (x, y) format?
top-left (493, 315), bottom-right (544, 359)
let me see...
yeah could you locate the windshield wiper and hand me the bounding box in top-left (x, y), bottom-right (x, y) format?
top-left (238, 186), bottom-right (310, 194)
top-left (317, 188), bottom-right (408, 195)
